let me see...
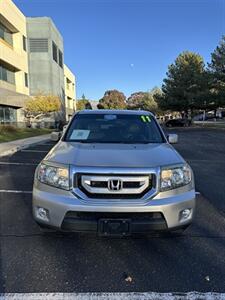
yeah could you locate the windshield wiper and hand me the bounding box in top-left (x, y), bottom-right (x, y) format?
top-left (69, 140), bottom-right (160, 144)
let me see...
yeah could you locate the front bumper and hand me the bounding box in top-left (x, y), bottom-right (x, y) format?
top-left (33, 182), bottom-right (196, 233)
top-left (61, 211), bottom-right (168, 233)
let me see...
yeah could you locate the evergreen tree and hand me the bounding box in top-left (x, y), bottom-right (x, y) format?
top-left (157, 51), bottom-right (207, 113)
top-left (208, 36), bottom-right (225, 109)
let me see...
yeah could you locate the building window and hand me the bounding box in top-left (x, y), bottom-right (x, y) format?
top-left (61, 88), bottom-right (65, 100)
top-left (24, 73), bottom-right (28, 87)
top-left (52, 41), bottom-right (58, 62)
top-left (0, 106), bottom-right (17, 123)
top-left (0, 22), bottom-right (13, 46)
top-left (58, 49), bottom-right (63, 68)
top-left (23, 35), bottom-right (27, 51)
top-left (0, 65), bottom-right (15, 85)
top-left (0, 66), bottom-right (7, 81)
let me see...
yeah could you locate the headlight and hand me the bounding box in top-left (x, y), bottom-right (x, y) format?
top-left (160, 164), bottom-right (192, 191)
top-left (37, 163), bottom-right (70, 190)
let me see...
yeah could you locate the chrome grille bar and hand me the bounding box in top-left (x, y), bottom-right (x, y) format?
top-left (81, 175), bottom-right (150, 194)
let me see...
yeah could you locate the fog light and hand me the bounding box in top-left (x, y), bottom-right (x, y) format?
top-left (36, 207), bottom-right (49, 222)
top-left (180, 208), bottom-right (191, 221)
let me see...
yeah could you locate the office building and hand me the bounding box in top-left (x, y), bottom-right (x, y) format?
top-left (0, 0), bottom-right (29, 123)
top-left (64, 64), bottom-right (76, 120)
top-left (0, 0), bottom-right (76, 124)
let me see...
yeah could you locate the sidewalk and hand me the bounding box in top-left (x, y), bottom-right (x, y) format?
top-left (193, 120), bottom-right (225, 129)
top-left (0, 134), bottom-right (51, 158)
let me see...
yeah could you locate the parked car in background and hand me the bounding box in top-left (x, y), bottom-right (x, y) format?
top-left (165, 118), bottom-right (191, 127)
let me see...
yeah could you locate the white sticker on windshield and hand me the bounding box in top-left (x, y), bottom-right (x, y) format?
top-left (70, 130), bottom-right (90, 140)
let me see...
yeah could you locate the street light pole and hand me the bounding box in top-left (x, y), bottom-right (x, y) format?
top-left (203, 101), bottom-right (206, 126)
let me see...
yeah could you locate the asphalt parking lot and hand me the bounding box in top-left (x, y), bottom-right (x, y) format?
top-left (0, 127), bottom-right (225, 294)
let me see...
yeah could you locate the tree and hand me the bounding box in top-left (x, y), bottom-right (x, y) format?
top-left (127, 91), bottom-right (158, 113)
top-left (76, 99), bottom-right (92, 110)
top-left (209, 36), bottom-right (225, 75)
top-left (150, 86), bottom-right (163, 99)
top-left (98, 90), bottom-right (126, 109)
top-left (127, 92), bottom-right (146, 109)
top-left (157, 51), bottom-right (207, 114)
top-left (25, 93), bottom-right (61, 120)
top-left (207, 36), bottom-right (225, 109)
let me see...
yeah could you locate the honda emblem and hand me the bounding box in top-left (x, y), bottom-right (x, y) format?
top-left (108, 179), bottom-right (123, 191)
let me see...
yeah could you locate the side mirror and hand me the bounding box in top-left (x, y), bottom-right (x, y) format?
top-left (51, 131), bottom-right (61, 142)
top-left (63, 125), bottom-right (67, 133)
top-left (168, 133), bottom-right (178, 144)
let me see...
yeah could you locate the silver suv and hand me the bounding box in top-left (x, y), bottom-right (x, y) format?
top-left (33, 110), bottom-right (195, 236)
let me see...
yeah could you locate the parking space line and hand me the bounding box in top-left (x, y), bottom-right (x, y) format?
top-left (0, 190), bottom-right (32, 194)
top-left (0, 162), bottom-right (38, 166)
top-left (0, 292), bottom-right (225, 300)
top-left (20, 150), bottom-right (49, 153)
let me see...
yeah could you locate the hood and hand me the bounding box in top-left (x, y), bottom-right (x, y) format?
top-left (45, 142), bottom-right (184, 168)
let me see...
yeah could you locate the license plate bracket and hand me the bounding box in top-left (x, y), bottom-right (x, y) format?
top-left (98, 218), bottom-right (131, 237)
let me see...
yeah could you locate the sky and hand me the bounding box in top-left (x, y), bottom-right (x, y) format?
top-left (14, 0), bottom-right (225, 100)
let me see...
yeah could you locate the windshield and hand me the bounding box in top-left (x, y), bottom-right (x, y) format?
top-left (65, 113), bottom-right (165, 144)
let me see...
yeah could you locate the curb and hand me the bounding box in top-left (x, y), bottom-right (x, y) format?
top-left (1, 292), bottom-right (225, 300)
top-left (0, 135), bottom-right (51, 158)
top-left (193, 125), bottom-right (225, 130)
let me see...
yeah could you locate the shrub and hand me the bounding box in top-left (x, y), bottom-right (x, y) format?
top-left (0, 125), bottom-right (18, 134)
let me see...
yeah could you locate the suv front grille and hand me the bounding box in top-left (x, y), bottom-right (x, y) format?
top-left (74, 173), bottom-right (156, 199)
